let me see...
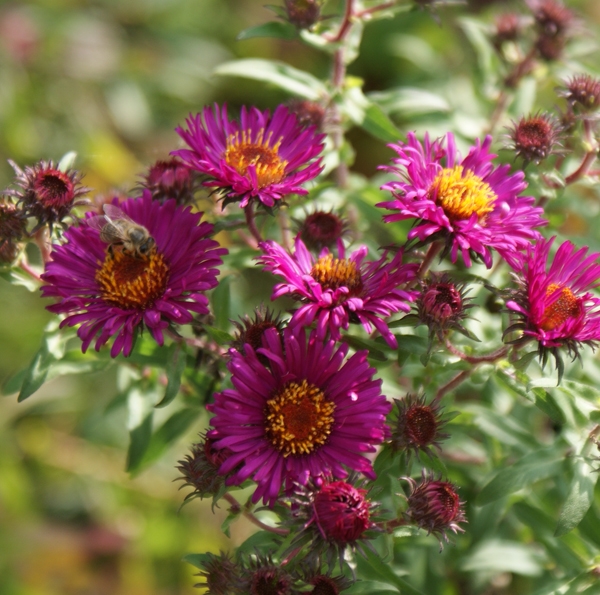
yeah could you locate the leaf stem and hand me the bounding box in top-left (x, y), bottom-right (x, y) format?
top-left (223, 492), bottom-right (289, 536)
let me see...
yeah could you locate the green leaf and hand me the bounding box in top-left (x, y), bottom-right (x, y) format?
top-left (494, 369), bottom-right (533, 402)
top-left (555, 458), bottom-right (598, 536)
top-left (359, 104), bottom-right (402, 143)
top-left (368, 87), bottom-right (450, 116)
top-left (361, 549), bottom-right (425, 595)
top-left (460, 539), bottom-right (545, 576)
top-left (559, 380), bottom-right (600, 403)
top-left (156, 344), bottom-right (187, 408)
top-left (204, 325), bottom-right (234, 346)
top-left (0, 266), bottom-right (41, 292)
top-left (18, 325), bottom-right (68, 402)
top-left (141, 408), bottom-right (201, 468)
top-left (214, 59), bottom-right (327, 100)
top-left (210, 276), bottom-right (231, 331)
top-left (126, 387), bottom-right (154, 474)
top-left (343, 335), bottom-right (388, 361)
top-left (237, 21), bottom-right (297, 41)
top-left (532, 388), bottom-right (567, 425)
top-left (182, 553), bottom-right (211, 570)
top-left (477, 449), bottom-right (564, 505)
top-left (58, 151), bottom-right (77, 172)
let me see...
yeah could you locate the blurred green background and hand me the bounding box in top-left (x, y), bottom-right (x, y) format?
top-left (1, 0), bottom-right (600, 593)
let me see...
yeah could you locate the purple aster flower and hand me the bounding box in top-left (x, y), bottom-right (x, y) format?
top-left (207, 326), bottom-right (392, 506)
top-left (173, 104), bottom-right (325, 208)
top-left (258, 237), bottom-right (418, 349)
top-left (41, 192), bottom-right (226, 357)
top-left (378, 132), bottom-right (546, 268)
top-left (506, 237), bottom-right (600, 359)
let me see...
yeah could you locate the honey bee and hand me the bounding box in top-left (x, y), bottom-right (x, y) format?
top-left (89, 204), bottom-right (155, 259)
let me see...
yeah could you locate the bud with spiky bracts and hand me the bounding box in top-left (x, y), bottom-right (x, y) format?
top-left (286, 99), bottom-right (326, 132)
top-left (297, 563), bottom-right (353, 595)
top-left (7, 160), bottom-right (88, 232)
top-left (193, 551), bottom-right (243, 594)
top-left (529, 0), bottom-right (574, 63)
top-left (285, 477), bottom-right (379, 569)
top-left (284, 0), bottom-right (323, 30)
top-left (492, 12), bottom-right (523, 50)
top-left (294, 210), bottom-right (348, 253)
top-left (402, 472), bottom-right (466, 549)
top-left (139, 157), bottom-right (202, 205)
top-left (410, 273), bottom-right (476, 350)
top-left (231, 306), bottom-right (286, 364)
top-left (558, 74), bottom-right (600, 116)
top-left (0, 198), bottom-right (27, 264)
top-left (390, 393), bottom-right (451, 462)
top-left (507, 112), bottom-right (563, 164)
top-left (238, 553), bottom-right (296, 595)
top-left (176, 433), bottom-right (232, 504)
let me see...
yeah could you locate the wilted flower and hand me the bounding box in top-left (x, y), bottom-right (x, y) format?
top-left (507, 112), bottom-right (563, 164)
top-left (258, 237), bottom-right (418, 348)
top-left (391, 393), bottom-right (450, 461)
top-left (558, 74), bottom-right (600, 115)
top-left (403, 473), bottom-right (466, 547)
top-left (176, 433), bottom-right (232, 503)
top-left (207, 326), bottom-right (391, 506)
top-left (0, 198), bottom-right (27, 264)
top-left (529, 0), bottom-right (573, 37)
top-left (139, 157), bottom-right (201, 205)
top-left (194, 551), bottom-right (242, 594)
top-left (7, 159), bottom-right (88, 231)
top-left (378, 132), bottom-right (546, 269)
top-left (174, 104), bottom-right (325, 209)
top-left (41, 193), bottom-right (226, 357)
top-left (505, 237), bottom-right (600, 376)
top-left (295, 210), bottom-right (347, 252)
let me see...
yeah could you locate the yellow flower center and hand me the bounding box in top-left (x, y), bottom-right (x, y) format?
top-left (224, 128), bottom-right (287, 188)
top-left (310, 254), bottom-right (363, 294)
top-left (264, 380), bottom-right (336, 457)
top-left (539, 283), bottom-right (581, 331)
top-left (96, 248), bottom-right (169, 310)
top-left (430, 166), bottom-right (496, 221)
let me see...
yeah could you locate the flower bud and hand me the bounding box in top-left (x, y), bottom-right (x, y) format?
top-left (284, 0), bottom-right (322, 30)
top-left (558, 74), bottom-right (600, 115)
top-left (403, 473), bottom-right (466, 547)
top-left (0, 198), bottom-right (27, 264)
top-left (140, 157), bottom-right (200, 205)
top-left (508, 112), bottom-right (563, 164)
top-left (295, 210), bottom-right (347, 252)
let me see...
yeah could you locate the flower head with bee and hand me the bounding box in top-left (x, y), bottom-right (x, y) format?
top-left (41, 192), bottom-right (226, 357)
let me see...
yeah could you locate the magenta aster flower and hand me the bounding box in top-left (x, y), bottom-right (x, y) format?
top-left (506, 237), bottom-right (600, 360)
top-left (173, 104), bottom-right (325, 208)
top-left (378, 132), bottom-right (546, 268)
top-left (258, 237), bottom-right (418, 348)
top-left (207, 326), bottom-right (391, 506)
top-left (41, 193), bottom-right (226, 357)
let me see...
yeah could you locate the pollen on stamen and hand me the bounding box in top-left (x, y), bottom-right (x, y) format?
top-left (430, 166), bottom-right (496, 221)
top-left (96, 249), bottom-right (170, 310)
top-left (264, 379), bottom-right (336, 457)
top-left (224, 128), bottom-right (288, 189)
top-left (310, 254), bottom-right (363, 294)
top-left (539, 283), bottom-right (581, 331)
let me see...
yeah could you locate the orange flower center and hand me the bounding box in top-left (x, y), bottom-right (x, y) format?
top-left (264, 379), bottom-right (336, 457)
top-left (310, 254), bottom-right (363, 294)
top-left (430, 166), bottom-right (496, 221)
top-left (539, 283), bottom-right (581, 331)
top-left (96, 248), bottom-right (169, 310)
top-left (224, 128), bottom-right (287, 188)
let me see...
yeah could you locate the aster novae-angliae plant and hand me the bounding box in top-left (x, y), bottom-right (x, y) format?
top-left (41, 193), bottom-right (227, 357)
top-left (378, 132), bottom-right (546, 268)
top-left (207, 325), bottom-right (391, 506)
top-left (173, 104), bottom-right (325, 209)
top-left (258, 237), bottom-right (418, 348)
top-left (505, 236), bottom-right (600, 372)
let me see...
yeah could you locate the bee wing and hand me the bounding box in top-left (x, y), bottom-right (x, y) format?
top-left (103, 204), bottom-right (136, 225)
top-left (87, 214), bottom-right (108, 232)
